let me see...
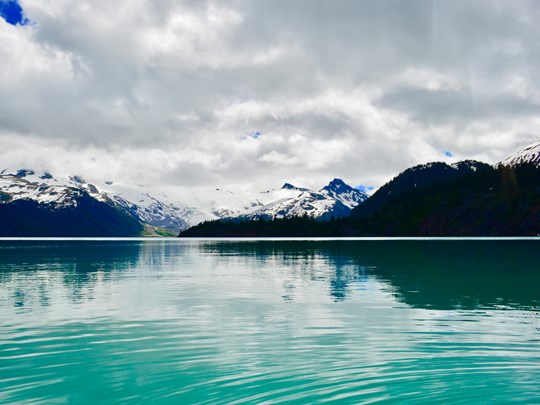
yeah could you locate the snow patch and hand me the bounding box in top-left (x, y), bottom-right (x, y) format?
top-left (501, 140), bottom-right (540, 167)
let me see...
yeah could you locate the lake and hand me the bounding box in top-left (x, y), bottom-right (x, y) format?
top-left (0, 239), bottom-right (539, 404)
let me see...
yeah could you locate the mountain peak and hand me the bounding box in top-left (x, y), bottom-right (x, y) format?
top-left (325, 178), bottom-right (347, 190)
top-left (281, 183), bottom-right (310, 192)
top-left (320, 178), bottom-right (368, 209)
top-left (501, 140), bottom-right (540, 167)
top-left (321, 178), bottom-right (354, 192)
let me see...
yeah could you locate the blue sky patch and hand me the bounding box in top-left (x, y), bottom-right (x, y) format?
top-left (444, 150), bottom-right (454, 158)
top-left (356, 185), bottom-right (374, 193)
top-left (0, 0), bottom-right (29, 26)
top-left (241, 131), bottom-right (262, 141)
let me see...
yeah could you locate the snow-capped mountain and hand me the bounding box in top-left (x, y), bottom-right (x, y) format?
top-left (501, 140), bottom-right (540, 166)
top-left (240, 189), bottom-right (348, 221)
top-left (97, 183), bottom-right (208, 232)
top-left (0, 169), bottom-right (144, 237)
top-left (153, 178), bottom-right (366, 223)
top-left (109, 194), bottom-right (190, 233)
top-left (320, 178), bottom-right (368, 209)
top-left (238, 179), bottom-right (366, 221)
top-left (0, 169), bottom-right (108, 208)
top-left (0, 169), bottom-right (198, 233)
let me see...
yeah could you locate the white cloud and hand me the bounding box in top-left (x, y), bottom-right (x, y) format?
top-left (1, 0), bottom-right (540, 193)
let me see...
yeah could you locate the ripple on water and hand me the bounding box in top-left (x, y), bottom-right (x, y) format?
top-left (2, 310), bottom-right (540, 404)
top-left (1, 239), bottom-right (540, 403)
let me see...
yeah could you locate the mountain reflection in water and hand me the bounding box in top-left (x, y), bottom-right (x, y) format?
top-left (1, 239), bottom-right (537, 311)
top-left (200, 239), bottom-right (539, 310)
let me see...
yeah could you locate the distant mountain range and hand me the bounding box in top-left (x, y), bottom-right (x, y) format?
top-left (180, 140), bottom-right (540, 237)
top-left (0, 168), bottom-right (366, 236)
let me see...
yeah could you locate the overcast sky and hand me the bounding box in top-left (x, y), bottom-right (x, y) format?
top-left (1, 0), bottom-right (539, 191)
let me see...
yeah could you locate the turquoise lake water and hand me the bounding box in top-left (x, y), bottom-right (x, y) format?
top-left (0, 239), bottom-right (539, 404)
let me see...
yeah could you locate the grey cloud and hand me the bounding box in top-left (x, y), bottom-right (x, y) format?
top-left (1, 0), bottom-right (540, 190)
top-left (378, 87), bottom-right (540, 126)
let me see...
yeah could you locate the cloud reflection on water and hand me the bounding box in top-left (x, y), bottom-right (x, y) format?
top-left (0, 239), bottom-right (538, 313)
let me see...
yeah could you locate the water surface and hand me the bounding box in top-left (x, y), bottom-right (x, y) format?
top-left (0, 239), bottom-right (539, 403)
